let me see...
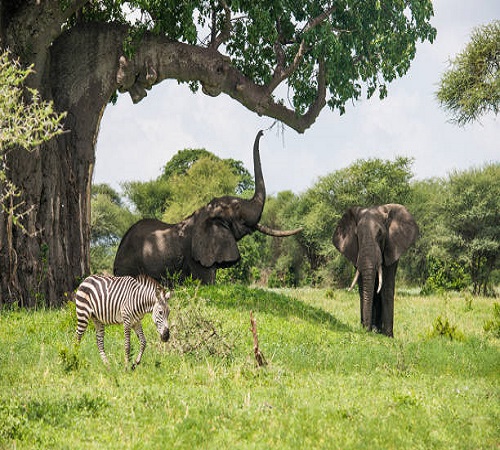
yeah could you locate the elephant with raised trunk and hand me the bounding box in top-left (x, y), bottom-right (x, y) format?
top-left (333, 204), bottom-right (418, 337)
top-left (114, 130), bottom-right (301, 285)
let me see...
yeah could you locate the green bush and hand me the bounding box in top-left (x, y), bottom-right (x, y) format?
top-left (421, 255), bottom-right (470, 294)
top-left (428, 315), bottom-right (465, 341)
top-left (267, 267), bottom-right (297, 288)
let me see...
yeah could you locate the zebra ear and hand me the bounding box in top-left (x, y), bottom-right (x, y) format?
top-left (157, 289), bottom-right (171, 303)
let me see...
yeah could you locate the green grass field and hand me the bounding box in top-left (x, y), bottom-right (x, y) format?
top-left (1, 286), bottom-right (498, 449)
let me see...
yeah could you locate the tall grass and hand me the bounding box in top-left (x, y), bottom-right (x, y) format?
top-left (0, 286), bottom-right (498, 449)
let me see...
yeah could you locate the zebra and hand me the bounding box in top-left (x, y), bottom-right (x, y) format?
top-left (75, 274), bottom-right (171, 368)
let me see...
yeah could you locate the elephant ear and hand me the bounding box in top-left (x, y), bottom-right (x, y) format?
top-left (332, 207), bottom-right (361, 266)
top-left (192, 219), bottom-right (241, 268)
top-left (383, 204), bottom-right (419, 266)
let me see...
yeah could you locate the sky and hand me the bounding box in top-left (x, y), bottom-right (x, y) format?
top-left (94, 0), bottom-right (500, 196)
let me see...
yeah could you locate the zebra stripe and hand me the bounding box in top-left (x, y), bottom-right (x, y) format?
top-left (75, 274), bottom-right (170, 368)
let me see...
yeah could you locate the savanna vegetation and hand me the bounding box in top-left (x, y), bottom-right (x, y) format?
top-left (1, 9), bottom-right (499, 449)
top-left (1, 285), bottom-right (499, 449)
top-left (91, 155), bottom-right (500, 296)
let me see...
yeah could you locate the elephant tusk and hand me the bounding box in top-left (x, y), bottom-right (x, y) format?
top-left (377, 265), bottom-right (383, 293)
top-left (348, 269), bottom-right (360, 291)
top-left (255, 223), bottom-right (303, 237)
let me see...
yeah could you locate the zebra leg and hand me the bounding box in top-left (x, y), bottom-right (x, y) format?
top-left (75, 320), bottom-right (87, 345)
top-left (75, 308), bottom-right (90, 345)
top-left (123, 323), bottom-right (132, 367)
top-left (132, 323), bottom-right (147, 370)
top-left (93, 320), bottom-right (109, 367)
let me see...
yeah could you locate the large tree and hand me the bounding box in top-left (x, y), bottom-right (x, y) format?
top-left (0, 0), bottom-right (435, 307)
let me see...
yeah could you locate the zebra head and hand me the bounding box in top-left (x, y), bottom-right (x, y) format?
top-left (153, 289), bottom-right (171, 342)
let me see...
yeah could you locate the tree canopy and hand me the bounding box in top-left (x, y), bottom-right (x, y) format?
top-left (18, 0), bottom-right (437, 132)
top-left (163, 156), bottom-right (241, 222)
top-left (124, 148), bottom-right (253, 219)
top-left (436, 20), bottom-right (500, 125)
top-left (90, 184), bottom-right (137, 273)
top-left (443, 164), bottom-right (500, 295)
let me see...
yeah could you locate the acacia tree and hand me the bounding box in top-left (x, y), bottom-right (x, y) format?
top-left (0, 1), bottom-right (435, 306)
top-left (436, 20), bottom-right (500, 125)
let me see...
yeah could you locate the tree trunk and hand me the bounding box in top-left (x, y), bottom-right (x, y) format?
top-left (0, 24), bottom-right (118, 307)
top-left (1, 138), bottom-right (92, 307)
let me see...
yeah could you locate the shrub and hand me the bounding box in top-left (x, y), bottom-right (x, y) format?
top-left (421, 255), bottom-right (470, 294)
top-left (484, 303), bottom-right (500, 338)
top-left (429, 315), bottom-right (465, 341)
top-left (167, 287), bottom-right (234, 358)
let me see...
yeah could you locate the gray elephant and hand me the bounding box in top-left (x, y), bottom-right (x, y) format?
top-left (333, 204), bottom-right (418, 337)
top-left (114, 130), bottom-right (301, 285)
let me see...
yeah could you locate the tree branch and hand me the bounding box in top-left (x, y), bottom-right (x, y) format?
top-left (250, 311), bottom-right (267, 367)
top-left (302, 4), bottom-right (337, 34)
top-left (268, 5), bottom-right (336, 94)
top-left (62, 22), bottom-right (325, 132)
top-left (209, 0), bottom-right (232, 50)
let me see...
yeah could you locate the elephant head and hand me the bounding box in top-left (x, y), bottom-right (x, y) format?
top-left (114, 130), bottom-right (302, 285)
top-left (191, 130), bottom-right (266, 267)
top-left (333, 204), bottom-right (418, 336)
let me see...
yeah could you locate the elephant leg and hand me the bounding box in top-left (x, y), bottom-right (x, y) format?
top-left (198, 268), bottom-right (216, 284)
top-left (202, 268), bottom-right (216, 284)
top-left (380, 262), bottom-right (398, 337)
top-left (190, 262), bottom-right (216, 285)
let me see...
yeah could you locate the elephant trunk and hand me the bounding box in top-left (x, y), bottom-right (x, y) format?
top-left (241, 130), bottom-right (265, 226)
top-left (357, 263), bottom-right (383, 330)
top-left (357, 243), bottom-right (383, 330)
top-left (359, 268), bottom-right (376, 330)
top-left (252, 130), bottom-right (266, 206)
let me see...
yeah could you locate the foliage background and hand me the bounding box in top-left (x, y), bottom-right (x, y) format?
top-left (92, 152), bottom-right (499, 295)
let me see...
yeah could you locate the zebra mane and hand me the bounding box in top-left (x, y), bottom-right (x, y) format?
top-left (135, 275), bottom-right (166, 300)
